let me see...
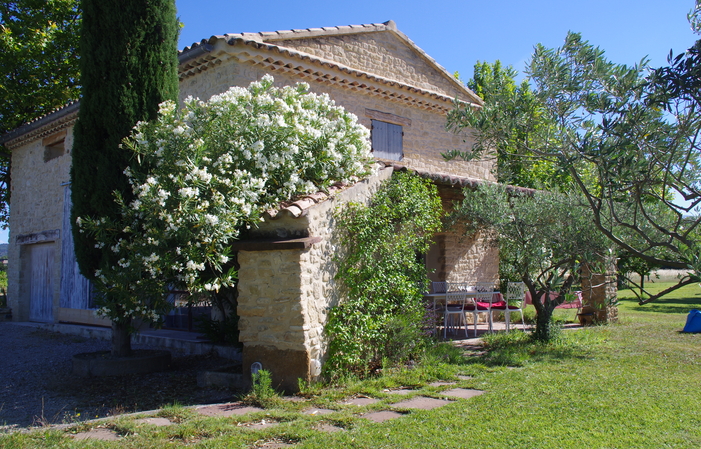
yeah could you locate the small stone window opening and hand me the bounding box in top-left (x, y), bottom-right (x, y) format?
top-left (371, 120), bottom-right (403, 161)
top-left (43, 131), bottom-right (67, 162)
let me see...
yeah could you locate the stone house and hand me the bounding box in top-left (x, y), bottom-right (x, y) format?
top-left (0, 21), bottom-right (499, 390)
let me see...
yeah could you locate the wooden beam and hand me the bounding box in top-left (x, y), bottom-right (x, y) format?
top-left (230, 236), bottom-right (322, 251)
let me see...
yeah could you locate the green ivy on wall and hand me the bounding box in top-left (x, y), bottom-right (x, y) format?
top-left (325, 171), bottom-right (443, 378)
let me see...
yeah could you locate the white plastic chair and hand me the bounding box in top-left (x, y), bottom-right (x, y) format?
top-left (490, 282), bottom-right (526, 332)
top-left (442, 291), bottom-right (469, 339)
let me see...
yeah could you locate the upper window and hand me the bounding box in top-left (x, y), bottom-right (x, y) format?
top-left (371, 119), bottom-right (403, 161)
top-left (43, 131), bottom-right (66, 162)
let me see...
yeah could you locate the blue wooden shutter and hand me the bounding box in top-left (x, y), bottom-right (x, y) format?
top-left (371, 120), bottom-right (403, 161)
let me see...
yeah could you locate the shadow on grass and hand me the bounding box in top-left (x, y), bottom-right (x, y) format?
top-left (618, 297), bottom-right (701, 315)
top-left (458, 328), bottom-right (596, 368)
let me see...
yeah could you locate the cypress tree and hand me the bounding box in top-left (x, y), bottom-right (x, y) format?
top-left (70, 0), bottom-right (179, 356)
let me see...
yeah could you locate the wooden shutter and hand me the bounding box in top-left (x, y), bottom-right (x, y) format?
top-left (371, 120), bottom-right (403, 161)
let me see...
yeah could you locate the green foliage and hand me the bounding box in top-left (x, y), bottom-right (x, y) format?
top-left (70, 0), bottom-right (180, 285)
top-left (449, 183), bottom-right (610, 341)
top-left (79, 75), bottom-right (372, 328)
top-left (448, 32), bottom-right (701, 305)
top-left (0, 0), bottom-right (80, 228)
top-left (243, 369), bottom-right (283, 409)
top-left (446, 60), bottom-right (572, 189)
top-left (325, 172), bottom-right (443, 378)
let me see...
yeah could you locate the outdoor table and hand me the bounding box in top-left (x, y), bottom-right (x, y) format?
top-left (424, 291), bottom-right (503, 335)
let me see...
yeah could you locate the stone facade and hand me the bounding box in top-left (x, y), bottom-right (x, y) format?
top-left (7, 124), bottom-right (75, 322)
top-left (2, 22), bottom-right (499, 391)
top-left (236, 167), bottom-right (392, 391)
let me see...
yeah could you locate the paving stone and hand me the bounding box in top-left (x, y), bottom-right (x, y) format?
top-left (315, 423), bottom-right (345, 432)
top-left (72, 428), bottom-right (120, 441)
top-left (363, 411), bottom-right (404, 423)
top-left (135, 417), bottom-right (173, 426)
top-left (283, 395), bottom-right (308, 402)
top-left (440, 388), bottom-right (485, 400)
top-left (456, 375), bottom-right (473, 381)
top-left (392, 396), bottom-right (453, 410)
top-left (302, 408), bottom-right (335, 415)
top-left (342, 397), bottom-right (379, 406)
top-left (428, 381), bottom-right (457, 387)
top-left (197, 402), bottom-right (264, 417)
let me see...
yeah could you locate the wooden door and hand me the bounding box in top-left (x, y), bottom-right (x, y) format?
top-left (29, 243), bottom-right (54, 322)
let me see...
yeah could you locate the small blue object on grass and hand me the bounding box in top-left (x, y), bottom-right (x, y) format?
top-left (682, 309), bottom-right (701, 333)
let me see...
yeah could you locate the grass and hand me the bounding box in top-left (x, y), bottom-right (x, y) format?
top-left (2, 283), bottom-right (701, 448)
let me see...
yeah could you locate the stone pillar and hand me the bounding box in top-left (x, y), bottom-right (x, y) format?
top-left (236, 249), bottom-right (311, 393)
top-left (580, 259), bottom-right (618, 323)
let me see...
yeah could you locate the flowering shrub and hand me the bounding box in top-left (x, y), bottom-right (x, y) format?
top-left (79, 75), bottom-right (373, 324)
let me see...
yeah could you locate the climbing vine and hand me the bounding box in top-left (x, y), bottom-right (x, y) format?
top-left (325, 172), bottom-right (443, 378)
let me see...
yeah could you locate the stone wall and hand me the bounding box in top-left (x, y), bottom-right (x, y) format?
top-left (179, 52), bottom-right (494, 181)
top-left (274, 31), bottom-right (467, 100)
top-left (236, 167), bottom-right (392, 392)
top-left (8, 128), bottom-right (73, 321)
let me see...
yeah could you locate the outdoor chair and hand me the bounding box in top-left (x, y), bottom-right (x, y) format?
top-left (432, 281), bottom-right (448, 294)
top-left (441, 291), bottom-right (469, 339)
top-left (447, 282), bottom-right (472, 292)
top-left (490, 281), bottom-right (527, 332)
top-left (474, 282), bottom-right (496, 293)
top-left (464, 290), bottom-right (495, 336)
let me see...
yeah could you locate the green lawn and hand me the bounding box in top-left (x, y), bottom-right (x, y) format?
top-left (3, 283), bottom-right (701, 448)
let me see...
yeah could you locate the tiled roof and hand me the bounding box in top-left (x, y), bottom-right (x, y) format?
top-left (385, 162), bottom-right (537, 195)
top-left (178, 20), bottom-right (482, 106)
top-left (261, 162), bottom-right (536, 222)
top-left (0, 101), bottom-right (79, 148)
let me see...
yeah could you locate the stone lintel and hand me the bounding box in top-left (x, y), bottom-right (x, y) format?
top-left (16, 229), bottom-right (60, 245)
top-left (230, 236), bottom-right (321, 251)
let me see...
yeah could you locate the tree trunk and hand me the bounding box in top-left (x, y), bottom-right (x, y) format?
top-left (533, 306), bottom-right (555, 342)
top-left (112, 319), bottom-right (133, 357)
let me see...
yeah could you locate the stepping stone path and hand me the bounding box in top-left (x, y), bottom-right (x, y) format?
top-left (197, 402), bottom-right (264, 417)
top-left (441, 388), bottom-right (485, 400)
top-left (66, 382), bottom-right (485, 441)
top-left (135, 417), bottom-right (173, 426)
top-left (71, 428), bottom-right (120, 441)
top-left (342, 397), bottom-right (379, 406)
top-left (392, 396), bottom-right (453, 410)
top-left (363, 411), bottom-right (405, 423)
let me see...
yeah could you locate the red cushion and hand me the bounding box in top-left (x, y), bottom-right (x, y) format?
top-left (465, 302), bottom-right (490, 310)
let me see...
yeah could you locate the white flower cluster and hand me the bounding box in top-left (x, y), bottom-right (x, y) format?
top-left (81, 75), bottom-right (373, 323)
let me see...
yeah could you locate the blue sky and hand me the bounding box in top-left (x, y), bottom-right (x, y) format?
top-left (176, 0), bottom-right (698, 77)
top-left (2, 1), bottom-right (695, 244)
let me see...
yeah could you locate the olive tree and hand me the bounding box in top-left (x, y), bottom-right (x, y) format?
top-left (448, 184), bottom-right (610, 341)
top-left (448, 32), bottom-right (701, 304)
